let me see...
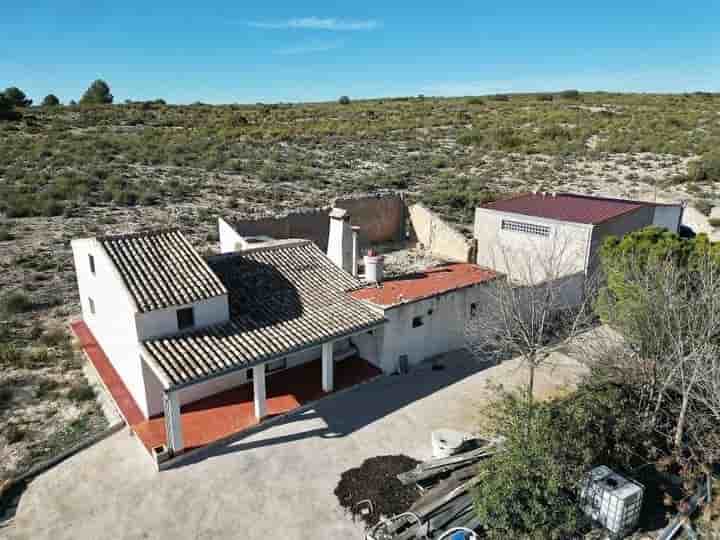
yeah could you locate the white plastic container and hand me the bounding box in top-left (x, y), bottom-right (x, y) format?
top-left (431, 429), bottom-right (473, 459)
top-left (580, 466), bottom-right (644, 536)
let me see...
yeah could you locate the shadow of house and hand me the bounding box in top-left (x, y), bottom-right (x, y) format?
top-left (172, 352), bottom-right (491, 468)
top-left (210, 255), bottom-right (304, 328)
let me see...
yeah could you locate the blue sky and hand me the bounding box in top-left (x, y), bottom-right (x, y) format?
top-left (2, 1), bottom-right (718, 104)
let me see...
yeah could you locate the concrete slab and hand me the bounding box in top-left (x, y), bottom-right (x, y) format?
top-left (5, 349), bottom-right (587, 540)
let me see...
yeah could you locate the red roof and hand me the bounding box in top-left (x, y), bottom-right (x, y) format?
top-left (481, 193), bottom-right (668, 224)
top-left (350, 264), bottom-right (497, 307)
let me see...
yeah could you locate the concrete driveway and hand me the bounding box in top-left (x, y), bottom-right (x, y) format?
top-left (4, 350), bottom-right (586, 540)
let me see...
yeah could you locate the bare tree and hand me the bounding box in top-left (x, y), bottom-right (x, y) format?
top-left (587, 250), bottom-right (720, 468)
top-left (465, 233), bottom-right (597, 409)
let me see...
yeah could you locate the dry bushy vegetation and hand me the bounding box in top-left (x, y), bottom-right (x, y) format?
top-left (1, 90), bottom-right (719, 481)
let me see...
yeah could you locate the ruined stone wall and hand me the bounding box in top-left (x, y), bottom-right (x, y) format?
top-left (408, 203), bottom-right (474, 262)
top-left (228, 194), bottom-right (405, 250)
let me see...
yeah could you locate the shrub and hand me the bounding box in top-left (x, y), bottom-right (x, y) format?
top-left (28, 346), bottom-right (51, 366)
top-left (0, 93), bottom-right (21, 121)
top-left (36, 378), bottom-right (60, 399)
top-left (474, 384), bottom-right (646, 539)
top-left (489, 127), bottom-right (522, 150)
top-left (338, 96), bottom-right (351, 105)
top-left (67, 382), bottom-right (95, 402)
top-left (80, 79), bottom-right (113, 105)
top-left (473, 393), bottom-right (584, 539)
top-left (559, 89), bottom-right (581, 100)
top-left (466, 97), bottom-right (484, 105)
top-left (0, 227), bottom-right (14, 241)
top-left (0, 386), bottom-right (13, 408)
top-left (0, 343), bottom-right (25, 367)
top-left (4, 423), bottom-right (26, 444)
top-left (694, 199), bottom-right (713, 216)
top-left (41, 94), bottom-right (60, 107)
top-left (3, 86), bottom-right (32, 107)
top-left (490, 94), bottom-right (509, 102)
top-left (687, 152), bottom-right (720, 182)
top-left (1, 290), bottom-right (33, 315)
top-left (457, 128), bottom-right (483, 146)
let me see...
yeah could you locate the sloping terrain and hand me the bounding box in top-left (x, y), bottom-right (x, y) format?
top-left (1, 91), bottom-right (719, 481)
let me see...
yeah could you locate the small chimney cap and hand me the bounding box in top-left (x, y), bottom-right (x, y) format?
top-left (329, 208), bottom-right (349, 220)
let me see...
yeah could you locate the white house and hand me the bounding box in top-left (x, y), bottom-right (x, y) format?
top-left (71, 229), bottom-right (385, 457)
top-left (222, 211), bottom-right (499, 374)
top-left (350, 263), bottom-right (498, 373)
top-left (474, 192), bottom-right (683, 285)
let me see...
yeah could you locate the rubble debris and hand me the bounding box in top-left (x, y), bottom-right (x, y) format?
top-left (335, 455), bottom-right (421, 526)
top-left (396, 438), bottom-right (501, 487)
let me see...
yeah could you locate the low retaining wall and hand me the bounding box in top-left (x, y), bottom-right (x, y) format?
top-left (227, 193), bottom-right (405, 250)
top-left (408, 203), bottom-right (474, 262)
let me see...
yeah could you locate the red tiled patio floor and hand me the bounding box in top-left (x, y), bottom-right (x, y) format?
top-left (71, 320), bottom-right (382, 454)
top-left (134, 357), bottom-right (381, 452)
top-left (71, 320), bottom-right (145, 426)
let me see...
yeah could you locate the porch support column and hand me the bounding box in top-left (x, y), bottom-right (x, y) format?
top-left (163, 390), bottom-right (184, 455)
top-left (253, 363), bottom-right (267, 421)
top-left (322, 341), bottom-right (334, 393)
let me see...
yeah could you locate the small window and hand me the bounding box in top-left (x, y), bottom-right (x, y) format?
top-left (246, 368), bottom-right (254, 380)
top-left (412, 316), bottom-right (424, 328)
top-left (177, 307), bottom-right (195, 330)
top-left (88, 297), bottom-right (95, 315)
top-left (470, 303), bottom-right (478, 317)
top-left (88, 254), bottom-right (96, 275)
top-left (267, 358), bottom-right (287, 373)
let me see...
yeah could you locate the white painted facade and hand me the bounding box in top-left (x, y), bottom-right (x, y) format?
top-left (370, 284), bottom-right (493, 373)
top-left (474, 208), bottom-right (591, 285)
top-left (475, 201), bottom-right (682, 286)
top-left (72, 238), bottom-right (232, 418)
top-left (219, 217), bottom-right (245, 253)
top-left (72, 238), bottom-right (152, 416)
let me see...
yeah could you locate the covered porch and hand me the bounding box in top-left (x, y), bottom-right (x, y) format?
top-left (138, 352), bottom-right (381, 454)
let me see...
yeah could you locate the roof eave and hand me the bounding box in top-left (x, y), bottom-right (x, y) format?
top-left (161, 318), bottom-right (387, 392)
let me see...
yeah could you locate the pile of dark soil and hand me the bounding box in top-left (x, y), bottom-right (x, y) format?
top-left (335, 454), bottom-right (421, 526)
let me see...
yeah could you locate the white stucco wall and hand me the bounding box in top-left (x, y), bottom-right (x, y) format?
top-left (376, 284), bottom-right (492, 373)
top-left (351, 328), bottom-right (384, 369)
top-left (408, 203), bottom-right (474, 262)
top-left (474, 208), bottom-right (592, 285)
top-left (71, 239), bottom-right (152, 417)
top-left (141, 356), bottom-right (166, 417)
top-left (135, 295), bottom-right (230, 341)
top-left (219, 217), bottom-right (245, 253)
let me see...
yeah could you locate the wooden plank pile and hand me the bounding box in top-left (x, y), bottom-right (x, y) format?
top-left (366, 437), bottom-right (502, 540)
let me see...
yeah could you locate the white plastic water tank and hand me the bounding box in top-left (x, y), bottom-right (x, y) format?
top-left (364, 253), bottom-right (384, 283)
top-left (580, 466), bottom-right (644, 536)
top-left (431, 429), bottom-right (473, 459)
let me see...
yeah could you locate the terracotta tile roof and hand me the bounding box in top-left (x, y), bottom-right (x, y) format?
top-left (142, 241), bottom-right (385, 389)
top-left (99, 229), bottom-right (227, 313)
top-left (481, 193), bottom-right (668, 224)
top-left (350, 263), bottom-right (497, 308)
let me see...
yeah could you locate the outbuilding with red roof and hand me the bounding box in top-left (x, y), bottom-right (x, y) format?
top-left (474, 192), bottom-right (683, 284)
